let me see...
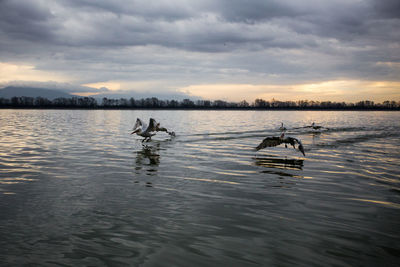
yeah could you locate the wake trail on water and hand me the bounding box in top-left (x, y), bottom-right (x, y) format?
top-left (181, 126), bottom-right (377, 139)
top-left (315, 131), bottom-right (400, 148)
top-left (177, 134), bottom-right (274, 143)
top-left (185, 128), bottom-right (276, 137)
top-left (140, 125), bottom-right (400, 155)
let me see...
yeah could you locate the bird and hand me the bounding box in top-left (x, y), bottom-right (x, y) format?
top-left (279, 122), bottom-right (287, 131)
top-left (256, 133), bottom-right (305, 156)
top-left (305, 122), bottom-right (326, 130)
top-left (131, 118), bottom-right (175, 142)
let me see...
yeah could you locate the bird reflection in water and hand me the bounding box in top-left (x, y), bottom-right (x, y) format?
top-left (254, 156), bottom-right (304, 187)
top-left (311, 130), bottom-right (322, 145)
top-left (135, 143), bottom-right (161, 175)
top-left (254, 156), bottom-right (304, 171)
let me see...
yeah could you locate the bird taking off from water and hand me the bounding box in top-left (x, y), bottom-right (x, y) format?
top-left (131, 118), bottom-right (175, 142)
top-left (256, 133), bottom-right (305, 156)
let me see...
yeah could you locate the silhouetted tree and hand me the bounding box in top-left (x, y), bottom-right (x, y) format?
top-left (238, 100), bottom-right (249, 108)
top-left (34, 97), bottom-right (51, 107)
top-left (182, 99), bottom-right (195, 108)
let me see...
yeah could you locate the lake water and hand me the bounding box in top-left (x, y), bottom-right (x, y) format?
top-left (0, 109), bottom-right (399, 266)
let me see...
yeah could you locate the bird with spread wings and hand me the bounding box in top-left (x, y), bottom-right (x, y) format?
top-left (256, 133), bottom-right (305, 156)
top-left (131, 118), bottom-right (175, 142)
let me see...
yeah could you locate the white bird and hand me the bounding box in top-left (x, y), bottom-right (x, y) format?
top-left (256, 132), bottom-right (305, 156)
top-left (279, 122), bottom-right (287, 131)
top-left (131, 118), bottom-right (175, 142)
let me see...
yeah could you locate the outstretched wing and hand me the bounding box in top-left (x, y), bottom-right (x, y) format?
top-left (156, 126), bottom-right (175, 136)
top-left (284, 137), bottom-right (305, 156)
top-left (156, 126), bottom-right (168, 133)
top-left (155, 122), bottom-right (176, 136)
top-left (131, 118), bottom-right (146, 134)
top-left (146, 118), bottom-right (175, 136)
top-left (132, 118), bottom-right (147, 132)
top-left (256, 136), bottom-right (306, 156)
top-left (147, 118), bottom-right (158, 132)
top-left (133, 118), bottom-right (142, 130)
top-left (256, 137), bottom-right (283, 151)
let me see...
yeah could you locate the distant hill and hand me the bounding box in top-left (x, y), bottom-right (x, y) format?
top-left (94, 91), bottom-right (199, 101)
top-left (0, 86), bottom-right (72, 99)
top-left (0, 86), bottom-right (197, 101)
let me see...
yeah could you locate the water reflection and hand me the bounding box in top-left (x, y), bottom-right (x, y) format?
top-left (254, 156), bottom-right (304, 170)
top-left (261, 169), bottom-right (303, 180)
top-left (311, 131), bottom-right (322, 137)
top-left (134, 143), bottom-right (161, 175)
top-left (1, 110), bottom-right (400, 266)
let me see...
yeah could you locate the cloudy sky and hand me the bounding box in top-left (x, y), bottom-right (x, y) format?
top-left (0, 0), bottom-right (399, 102)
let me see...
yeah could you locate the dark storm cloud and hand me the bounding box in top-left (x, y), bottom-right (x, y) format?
top-left (0, 0), bottom-right (56, 41)
top-left (207, 0), bottom-right (301, 23)
top-left (0, 80), bottom-right (109, 93)
top-left (60, 0), bottom-right (195, 21)
top-left (1, 0), bottom-right (397, 52)
top-left (372, 0), bottom-right (400, 19)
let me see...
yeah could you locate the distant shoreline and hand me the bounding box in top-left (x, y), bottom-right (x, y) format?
top-left (1, 107), bottom-right (399, 111)
top-left (1, 95), bottom-right (399, 110)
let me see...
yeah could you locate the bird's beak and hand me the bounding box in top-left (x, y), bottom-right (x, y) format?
top-left (131, 129), bottom-right (139, 134)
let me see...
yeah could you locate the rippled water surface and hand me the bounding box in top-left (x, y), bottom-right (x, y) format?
top-left (1, 109), bottom-right (400, 266)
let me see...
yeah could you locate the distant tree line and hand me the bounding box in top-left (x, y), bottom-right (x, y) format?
top-left (0, 96), bottom-right (399, 110)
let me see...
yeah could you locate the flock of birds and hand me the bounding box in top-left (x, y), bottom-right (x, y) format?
top-left (131, 118), bottom-right (327, 157)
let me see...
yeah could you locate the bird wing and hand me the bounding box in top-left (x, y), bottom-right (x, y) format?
top-left (155, 125), bottom-right (175, 136)
top-left (131, 118), bottom-right (146, 134)
top-left (156, 126), bottom-right (168, 133)
top-left (256, 136), bottom-right (306, 156)
top-left (147, 118), bottom-right (158, 132)
top-left (284, 137), bottom-right (305, 156)
top-left (256, 137), bottom-right (283, 151)
top-left (149, 118), bottom-right (170, 133)
top-left (133, 118), bottom-right (144, 130)
top-left (141, 121), bottom-right (148, 131)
